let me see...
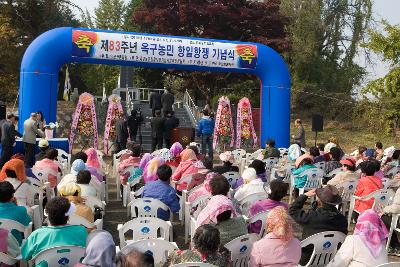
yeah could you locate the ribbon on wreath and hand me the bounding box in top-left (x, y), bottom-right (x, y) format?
top-left (236, 97), bottom-right (258, 148)
top-left (103, 94), bottom-right (124, 154)
top-left (212, 96), bottom-right (235, 149)
top-left (69, 93), bottom-right (98, 153)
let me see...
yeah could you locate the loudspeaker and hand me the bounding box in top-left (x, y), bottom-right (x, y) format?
top-left (0, 101), bottom-right (6, 120)
top-left (312, 114), bottom-right (323, 132)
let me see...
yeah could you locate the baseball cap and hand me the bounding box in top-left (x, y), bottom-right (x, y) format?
top-left (38, 139), bottom-right (49, 148)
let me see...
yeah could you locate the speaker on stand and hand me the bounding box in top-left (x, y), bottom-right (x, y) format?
top-left (312, 114), bottom-right (323, 146)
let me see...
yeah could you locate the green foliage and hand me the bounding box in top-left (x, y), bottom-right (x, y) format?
top-left (95, 0), bottom-right (126, 30)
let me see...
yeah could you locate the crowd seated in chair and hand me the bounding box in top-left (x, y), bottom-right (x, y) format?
top-left (353, 160), bottom-right (383, 216)
top-left (172, 149), bottom-right (199, 192)
top-left (35, 138), bottom-right (50, 162)
top-left (289, 185), bottom-right (348, 265)
top-left (187, 158), bottom-right (213, 191)
top-left (75, 230), bottom-right (116, 267)
top-left (292, 154), bottom-right (316, 191)
top-left (325, 147), bottom-right (343, 176)
top-left (234, 168), bottom-right (266, 203)
top-left (212, 151), bottom-right (239, 175)
top-left (116, 248), bottom-right (154, 267)
top-left (58, 159), bottom-right (101, 191)
top-left (250, 206), bottom-right (301, 267)
top-left (76, 170), bottom-right (97, 197)
top-left (166, 224), bottom-right (228, 267)
top-left (34, 148), bottom-right (61, 188)
top-left (187, 172), bottom-right (218, 204)
top-left (0, 181), bottom-right (32, 245)
top-left (248, 180), bottom-right (289, 234)
top-left (21, 197), bottom-right (88, 261)
top-left (327, 157), bottom-right (359, 186)
top-left (143, 157), bottom-right (165, 184)
top-left (142, 165), bottom-right (180, 221)
top-left (59, 183), bottom-right (94, 224)
top-left (262, 139), bottom-right (280, 159)
top-left (74, 152), bottom-right (104, 182)
top-left (327, 209), bottom-right (388, 267)
top-left (118, 144), bottom-right (142, 185)
top-left (249, 159), bottom-right (268, 183)
top-left (166, 142), bottom-right (183, 168)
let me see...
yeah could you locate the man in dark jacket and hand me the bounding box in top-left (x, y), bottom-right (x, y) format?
top-left (0, 114), bottom-right (22, 167)
top-left (262, 139), bottom-right (281, 159)
top-left (164, 111), bottom-right (179, 148)
top-left (127, 108), bottom-right (144, 142)
top-left (289, 185), bottom-right (348, 265)
top-left (115, 116), bottom-right (129, 153)
top-left (161, 89), bottom-right (174, 117)
top-left (149, 91), bottom-right (162, 117)
top-left (151, 110), bottom-right (165, 151)
top-left (292, 118), bottom-right (306, 147)
top-left (197, 110), bottom-right (215, 159)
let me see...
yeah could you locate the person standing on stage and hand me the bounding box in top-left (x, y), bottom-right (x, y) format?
top-left (0, 114), bottom-right (22, 168)
top-left (23, 113), bottom-right (44, 167)
top-left (292, 118), bottom-right (306, 148)
top-left (127, 108), bottom-right (143, 142)
top-left (161, 88), bottom-right (174, 117)
top-left (164, 111), bottom-right (179, 148)
top-left (151, 110), bottom-right (165, 151)
top-left (149, 90), bottom-right (162, 117)
top-left (115, 116), bottom-right (129, 153)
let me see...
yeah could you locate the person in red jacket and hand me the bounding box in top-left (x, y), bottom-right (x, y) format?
top-left (354, 160), bottom-right (383, 218)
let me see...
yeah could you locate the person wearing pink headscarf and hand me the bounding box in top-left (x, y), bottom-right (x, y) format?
top-left (172, 148), bottom-right (199, 192)
top-left (187, 172), bottom-right (218, 203)
top-left (327, 209), bottom-right (388, 267)
top-left (142, 157), bottom-right (165, 183)
top-left (250, 206), bottom-right (301, 267)
top-left (85, 148), bottom-right (101, 169)
top-left (167, 142), bottom-right (183, 168)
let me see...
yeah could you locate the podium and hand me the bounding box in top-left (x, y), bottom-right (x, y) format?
top-left (171, 127), bottom-right (195, 148)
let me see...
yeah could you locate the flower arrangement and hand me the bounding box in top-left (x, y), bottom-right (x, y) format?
top-left (236, 97), bottom-right (258, 148)
top-left (103, 94), bottom-right (124, 154)
top-left (213, 96), bottom-right (234, 151)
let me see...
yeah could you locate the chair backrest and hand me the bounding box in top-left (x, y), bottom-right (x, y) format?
top-left (232, 149), bottom-right (247, 162)
top-left (325, 168), bottom-right (341, 178)
top-left (263, 157), bottom-right (279, 172)
top-left (336, 181), bottom-right (358, 202)
top-left (223, 171), bottom-right (241, 188)
top-left (123, 166), bottom-right (142, 187)
top-left (32, 246), bottom-right (85, 267)
top-left (247, 210), bottom-right (270, 237)
top-left (278, 148), bottom-right (288, 157)
top-left (68, 214), bottom-right (94, 228)
top-left (314, 161), bottom-right (326, 173)
top-left (0, 251), bottom-right (18, 265)
top-left (300, 231), bottom-right (346, 267)
top-left (119, 217), bottom-right (171, 247)
top-left (240, 192), bottom-right (268, 215)
top-left (130, 198), bottom-right (171, 218)
top-left (171, 263), bottom-right (218, 267)
top-left (385, 166), bottom-right (400, 178)
top-left (57, 149), bottom-right (71, 170)
top-left (120, 238), bottom-right (178, 265)
top-left (224, 233), bottom-right (260, 267)
top-left (376, 263), bottom-right (400, 267)
top-left (283, 163), bottom-right (296, 183)
top-left (32, 166), bottom-right (57, 184)
top-left (84, 196), bottom-right (106, 212)
top-left (381, 178), bottom-right (390, 189)
top-left (0, 219), bottom-right (29, 235)
top-left (370, 189), bottom-right (395, 213)
top-left (302, 168), bottom-right (324, 190)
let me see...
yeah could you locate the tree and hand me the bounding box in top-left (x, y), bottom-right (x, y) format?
top-left (362, 21), bottom-right (400, 136)
top-left (130, 0), bottom-right (290, 100)
top-left (95, 0), bottom-right (126, 30)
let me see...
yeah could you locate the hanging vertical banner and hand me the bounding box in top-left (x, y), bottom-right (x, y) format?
top-left (236, 97), bottom-right (258, 148)
top-left (103, 94), bottom-right (124, 154)
top-left (71, 30), bottom-right (258, 70)
top-left (63, 67), bottom-right (71, 101)
top-left (213, 96), bottom-right (235, 150)
top-left (69, 93), bottom-right (99, 152)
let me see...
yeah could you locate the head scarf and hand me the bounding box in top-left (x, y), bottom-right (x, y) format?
top-left (266, 206), bottom-right (294, 242)
top-left (85, 148), bottom-right (101, 169)
top-left (181, 149), bottom-right (197, 162)
top-left (354, 209), bottom-right (388, 258)
top-left (324, 143), bottom-right (337, 153)
top-left (71, 159), bottom-right (87, 176)
top-left (242, 168), bottom-right (257, 183)
top-left (152, 148), bottom-right (172, 162)
top-left (220, 151), bottom-right (234, 164)
top-left (142, 157), bottom-right (165, 183)
top-left (0, 159), bottom-right (26, 182)
top-left (295, 154), bottom-right (314, 168)
top-left (82, 230), bottom-right (116, 267)
top-left (170, 142), bottom-right (183, 158)
top-left (59, 183), bottom-right (81, 197)
top-left (139, 153), bottom-right (153, 170)
top-left (288, 144), bottom-right (301, 161)
top-left (196, 195), bottom-right (236, 228)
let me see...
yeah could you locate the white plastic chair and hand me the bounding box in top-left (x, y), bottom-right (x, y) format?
top-left (84, 195), bottom-right (106, 212)
top-left (118, 217), bottom-right (172, 247)
top-left (299, 231), bottom-right (346, 267)
top-left (282, 162), bottom-right (296, 183)
top-left (263, 157), bottom-right (279, 182)
top-left (239, 192), bottom-right (268, 216)
top-left (385, 166), bottom-right (400, 178)
top-left (171, 263), bottom-right (218, 267)
top-left (119, 238), bottom-right (178, 265)
top-left (289, 168), bottom-right (324, 204)
top-left (68, 214), bottom-right (103, 230)
top-left (223, 171), bottom-right (241, 188)
top-left (324, 168), bottom-right (341, 180)
top-left (113, 149), bottom-right (130, 200)
top-left (30, 246), bottom-right (85, 267)
top-left (232, 149), bottom-right (247, 164)
top-left (348, 189), bottom-right (395, 229)
top-left (0, 252), bottom-right (19, 265)
top-left (0, 219), bottom-right (32, 239)
top-left (127, 198), bottom-right (172, 220)
top-left (386, 213), bottom-right (400, 250)
top-left (278, 147), bottom-right (288, 157)
top-left (224, 233), bottom-right (260, 267)
top-left (246, 210), bottom-right (270, 237)
top-left (56, 149), bottom-right (71, 173)
top-left (376, 262), bottom-right (400, 267)
top-left (381, 178), bottom-right (390, 189)
top-left (31, 167), bottom-right (56, 201)
top-left (184, 195), bottom-right (211, 243)
top-left (314, 161), bottom-right (326, 174)
top-left (175, 174), bottom-right (194, 222)
top-left (122, 166), bottom-right (142, 207)
top-left (335, 180), bottom-right (358, 215)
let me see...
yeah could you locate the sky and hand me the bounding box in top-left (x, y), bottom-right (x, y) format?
top-left (72, 0), bottom-right (400, 81)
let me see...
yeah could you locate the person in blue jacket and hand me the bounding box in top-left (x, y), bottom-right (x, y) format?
top-left (197, 110), bottom-right (215, 160)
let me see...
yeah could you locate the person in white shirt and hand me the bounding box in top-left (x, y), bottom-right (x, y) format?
top-left (76, 170), bottom-right (97, 197)
top-left (327, 209), bottom-right (388, 267)
top-left (234, 167), bottom-right (266, 203)
top-left (58, 159), bottom-right (101, 193)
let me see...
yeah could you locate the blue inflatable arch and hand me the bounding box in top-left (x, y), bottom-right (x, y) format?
top-left (19, 27), bottom-right (291, 148)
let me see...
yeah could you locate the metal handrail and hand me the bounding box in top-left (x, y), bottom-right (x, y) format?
top-left (183, 90), bottom-right (201, 125)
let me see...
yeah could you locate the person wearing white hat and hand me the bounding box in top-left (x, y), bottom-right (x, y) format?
top-left (35, 138), bottom-right (50, 162)
top-left (234, 168), bottom-right (266, 203)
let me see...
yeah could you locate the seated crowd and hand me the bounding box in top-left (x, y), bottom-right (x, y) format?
top-left (1, 138), bottom-right (400, 267)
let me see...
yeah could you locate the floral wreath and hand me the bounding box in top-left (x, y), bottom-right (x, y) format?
top-left (69, 93), bottom-right (98, 153)
top-left (213, 96), bottom-right (234, 149)
top-left (236, 97), bottom-right (258, 148)
top-left (103, 94), bottom-right (124, 154)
